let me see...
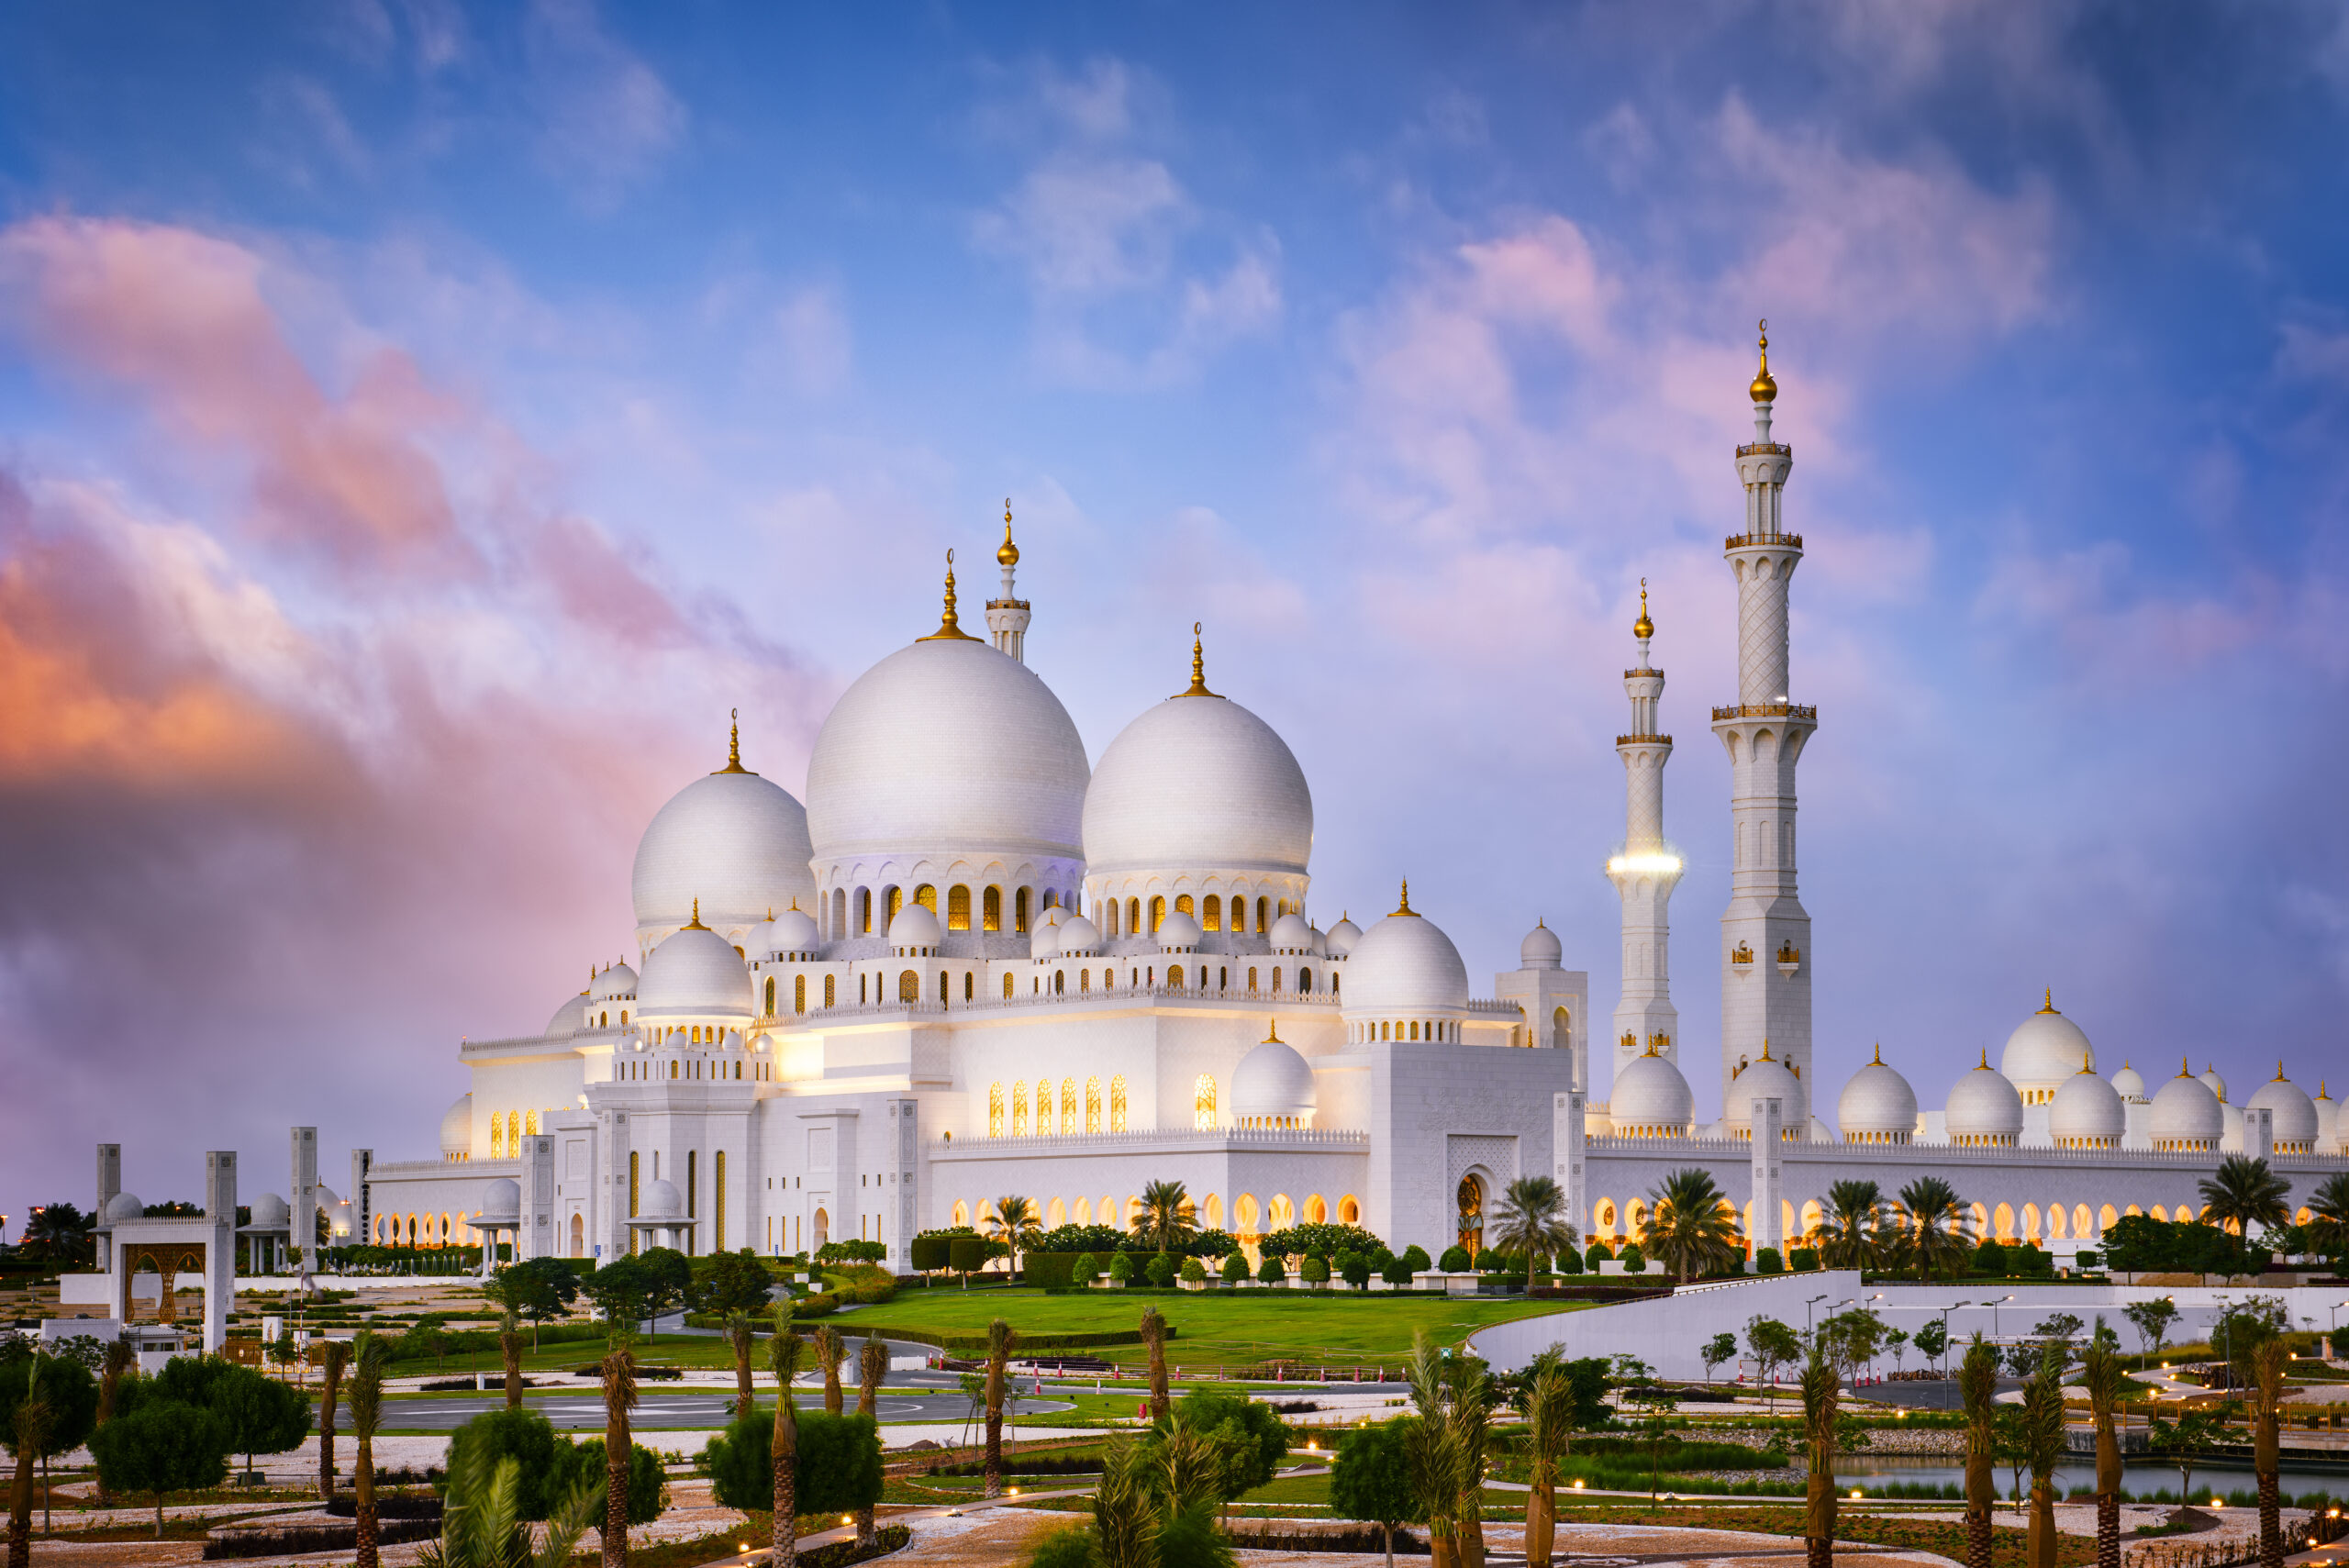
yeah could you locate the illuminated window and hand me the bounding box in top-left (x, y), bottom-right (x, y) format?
top-left (898, 969), bottom-right (918, 1003)
top-left (1256, 897), bottom-right (1269, 934)
top-left (1150, 895), bottom-right (1166, 933)
top-left (964, 971), bottom-right (974, 1002)
top-left (825, 974), bottom-right (835, 1008)
top-left (508, 1110), bottom-right (521, 1149)
top-left (914, 883), bottom-right (936, 912)
top-left (794, 975), bottom-right (806, 1015)
top-left (1127, 897), bottom-right (1140, 937)
top-left (1195, 1074), bottom-right (1217, 1130)
top-left (1013, 1088), bottom-right (1029, 1137)
top-left (1034, 1080), bottom-right (1052, 1136)
top-left (858, 888), bottom-right (872, 934)
top-left (1015, 887), bottom-right (1030, 933)
top-left (988, 1083), bottom-right (1004, 1138)
top-left (764, 977), bottom-right (775, 1015)
top-left (1273, 967), bottom-right (1283, 994)
top-left (1085, 1076), bottom-right (1102, 1133)
top-left (886, 885), bottom-right (903, 923)
top-left (1110, 1074), bottom-right (1129, 1132)
top-left (1175, 894), bottom-right (1195, 917)
top-left (948, 884), bottom-right (971, 931)
top-left (1203, 895), bottom-right (1221, 931)
top-left (1003, 973), bottom-right (1014, 999)
top-left (1062, 1078), bottom-right (1078, 1132)
top-left (490, 1117), bottom-right (504, 1159)
top-left (983, 885), bottom-right (1002, 932)
top-left (526, 1109), bottom-right (540, 1136)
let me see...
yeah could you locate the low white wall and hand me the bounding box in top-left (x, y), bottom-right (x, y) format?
top-left (1469, 1272), bottom-right (1865, 1380)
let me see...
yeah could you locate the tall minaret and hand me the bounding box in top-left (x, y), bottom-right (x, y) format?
top-left (985, 498), bottom-right (1031, 662)
top-left (1606, 580), bottom-right (1682, 1075)
top-left (1714, 320), bottom-right (1817, 1131)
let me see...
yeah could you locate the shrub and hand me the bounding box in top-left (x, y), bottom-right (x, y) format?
top-left (1021, 1252), bottom-right (1082, 1291)
top-left (813, 1240), bottom-right (886, 1265)
top-left (1341, 1253), bottom-right (1372, 1289)
top-left (1397, 1244), bottom-right (1431, 1273)
top-left (1754, 1247), bottom-right (1785, 1275)
top-left (1070, 1251), bottom-right (1101, 1285)
top-left (1788, 1247), bottom-right (1820, 1272)
top-left (1144, 1253), bottom-right (1177, 1288)
top-left (1180, 1257), bottom-right (1208, 1284)
top-left (1300, 1255), bottom-right (1330, 1284)
top-left (1256, 1254), bottom-right (1286, 1285)
top-left (2076, 1250), bottom-right (2102, 1270)
top-left (1974, 1240), bottom-right (2009, 1276)
top-left (908, 1232), bottom-right (955, 1273)
top-left (1585, 1241), bottom-right (1614, 1270)
top-left (1108, 1253), bottom-right (1134, 1282)
top-left (1439, 1246), bottom-right (1472, 1272)
top-left (1221, 1252), bottom-right (1250, 1284)
top-left (1381, 1255), bottom-right (1415, 1286)
top-left (700, 1409), bottom-right (883, 1516)
top-left (446, 1409), bottom-right (562, 1518)
top-left (1553, 1247), bottom-right (1584, 1276)
top-left (553, 1437), bottom-right (666, 1525)
top-left (947, 1235), bottom-right (994, 1275)
top-left (1620, 1244), bottom-right (1646, 1273)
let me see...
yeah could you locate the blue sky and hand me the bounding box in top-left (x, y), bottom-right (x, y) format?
top-left (3, 1), bottom-right (2347, 1217)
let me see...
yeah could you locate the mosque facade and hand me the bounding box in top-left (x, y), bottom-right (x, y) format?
top-left (357, 346), bottom-right (2345, 1275)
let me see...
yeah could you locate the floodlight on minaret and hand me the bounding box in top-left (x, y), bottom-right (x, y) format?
top-left (1607, 578), bottom-right (1684, 1075)
top-left (1713, 319), bottom-right (1817, 1133)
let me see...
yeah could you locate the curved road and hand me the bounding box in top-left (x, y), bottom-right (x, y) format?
top-left (364, 1386), bottom-right (1073, 1430)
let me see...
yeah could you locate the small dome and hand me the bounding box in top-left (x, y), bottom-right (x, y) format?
top-left (1520, 921), bottom-right (1564, 970)
top-left (888, 901), bottom-right (942, 951)
top-left (639, 1177), bottom-right (684, 1220)
top-left (477, 1178), bottom-right (521, 1222)
top-left (440, 1094), bottom-right (473, 1155)
top-left (101, 1191), bottom-right (144, 1224)
top-left (2247, 1067), bottom-right (2320, 1151)
top-left (1341, 888), bottom-right (1471, 1016)
top-left (1269, 912), bottom-right (1313, 951)
top-left (2000, 994), bottom-right (2094, 1100)
top-left (1611, 1049), bottom-right (1694, 1137)
top-left (1945, 1053), bottom-right (2024, 1146)
top-left (1030, 921), bottom-right (1061, 962)
top-left (546, 993), bottom-right (587, 1038)
top-left (1056, 914), bottom-right (1100, 955)
top-left (2049, 1064), bottom-right (2125, 1148)
top-left (2110, 1062), bottom-right (2148, 1103)
top-left (590, 963), bottom-right (638, 1001)
top-left (1724, 1047), bottom-right (1804, 1138)
top-left (1837, 1049), bottom-right (1918, 1143)
top-left (1231, 1025), bottom-right (1317, 1124)
top-left (637, 920), bottom-right (756, 1021)
top-left (1158, 909), bottom-right (1203, 951)
top-left (245, 1193), bottom-right (288, 1229)
top-left (2150, 1062), bottom-right (2224, 1151)
top-left (769, 906), bottom-right (818, 954)
top-left (2199, 1064), bottom-right (2228, 1103)
top-left (1325, 917), bottom-right (1361, 957)
top-left (630, 763), bottom-right (816, 947)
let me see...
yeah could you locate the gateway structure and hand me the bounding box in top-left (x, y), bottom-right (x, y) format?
top-left (359, 343), bottom-right (2346, 1275)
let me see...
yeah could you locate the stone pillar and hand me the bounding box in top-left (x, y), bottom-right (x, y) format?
top-left (2245, 1106), bottom-right (2275, 1163)
top-left (600, 1111), bottom-right (633, 1262)
top-left (887, 1099), bottom-right (919, 1273)
top-left (95, 1144), bottom-right (121, 1273)
top-left (290, 1127), bottom-right (318, 1284)
top-left (350, 1150), bottom-right (373, 1248)
top-left (1750, 1096), bottom-right (1785, 1261)
top-left (519, 1136), bottom-right (556, 1261)
top-left (1553, 1090), bottom-right (1588, 1244)
top-left (204, 1151), bottom-right (238, 1353)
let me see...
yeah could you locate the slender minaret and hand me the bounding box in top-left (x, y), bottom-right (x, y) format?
top-left (1607, 580), bottom-right (1682, 1074)
top-left (1715, 321), bottom-right (1817, 1131)
top-left (985, 499), bottom-right (1031, 662)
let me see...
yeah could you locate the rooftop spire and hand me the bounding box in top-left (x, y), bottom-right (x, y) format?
top-left (1749, 317), bottom-right (1777, 404)
top-left (997, 498), bottom-right (1019, 566)
top-left (685, 897), bottom-right (707, 930)
top-left (1393, 878), bottom-right (1417, 917)
top-left (918, 550), bottom-right (979, 641)
top-left (1174, 621), bottom-right (1220, 698)
top-left (715, 707), bottom-right (751, 773)
top-left (1264, 1018), bottom-right (1283, 1045)
top-left (2039, 987), bottom-right (2057, 1013)
top-left (1633, 577), bottom-right (1653, 640)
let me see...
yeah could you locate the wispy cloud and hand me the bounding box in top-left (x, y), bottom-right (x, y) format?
top-left (522, 0), bottom-right (685, 208)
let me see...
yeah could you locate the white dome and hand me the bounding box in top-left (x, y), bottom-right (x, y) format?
top-left (1082, 689), bottom-right (1312, 877)
top-left (888, 901), bottom-right (942, 951)
top-left (545, 993), bottom-right (586, 1038)
top-left (1945, 1053), bottom-right (2024, 1145)
top-left (248, 1192), bottom-right (290, 1228)
top-left (1837, 1050), bottom-right (1918, 1142)
top-left (1610, 1050), bottom-right (1694, 1137)
top-left (590, 963), bottom-right (638, 1001)
top-left (1056, 914), bottom-right (1099, 955)
top-left (2150, 1062), bottom-right (2224, 1150)
top-left (1724, 1049), bottom-right (1804, 1137)
top-left (2199, 1065), bottom-right (2228, 1103)
top-left (1269, 912), bottom-right (1313, 951)
top-left (768, 906), bottom-right (818, 954)
top-left (2049, 1064), bottom-right (2125, 1147)
top-left (637, 922), bottom-right (755, 1021)
top-left (1325, 917), bottom-right (1361, 957)
top-left (1341, 894), bottom-right (1471, 1015)
top-left (477, 1178), bottom-right (521, 1222)
top-left (1520, 921), bottom-right (1564, 970)
top-left (101, 1191), bottom-right (143, 1224)
top-left (1158, 909), bottom-right (1202, 951)
top-left (807, 637), bottom-right (1088, 866)
top-left (1039, 903), bottom-right (1068, 929)
top-left (2247, 1069), bottom-right (2319, 1151)
top-left (639, 1177), bottom-right (684, 1220)
top-left (1231, 1028), bottom-right (1317, 1123)
top-left (2110, 1062), bottom-right (2148, 1103)
top-left (1029, 920), bottom-right (1061, 961)
top-left (2000, 995), bottom-right (2094, 1097)
top-left (630, 765), bottom-right (815, 943)
top-left (440, 1094), bottom-right (473, 1156)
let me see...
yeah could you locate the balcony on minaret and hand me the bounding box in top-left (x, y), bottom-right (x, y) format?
top-left (1730, 941), bottom-right (1753, 968)
top-left (1710, 702), bottom-right (1817, 723)
top-left (1776, 941), bottom-right (1801, 978)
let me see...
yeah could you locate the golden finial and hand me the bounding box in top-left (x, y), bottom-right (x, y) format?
top-left (1264, 1018), bottom-right (1282, 1045)
top-left (1633, 577), bottom-right (1653, 640)
top-left (2038, 987), bottom-right (2056, 1014)
top-left (2276, 1060), bottom-right (2287, 1082)
top-left (2320, 1080), bottom-right (2332, 1101)
top-left (918, 549), bottom-right (979, 641)
top-left (1871, 1043), bottom-right (1883, 1065)
top-left (2080, 1052), bottom-right (2092, 1073)
top-left (685, 897), bottom-right (707, 930)
top-left (716, 707), bottom-right (750, 773)
top-left (1978, 1049), bottom-right (1990, 1069)
top-left (1174, 621), bottom-right (1219, 698)
top-left (1760, 1038), bottom-right (1774, 1061)
top-left (1749, 317), bottom-right (1777, 404)
top-left (997, 499), bottom-right (1019, 567)
top-left (1642, 1037), bottom-right (1660, 1057)
top-left (1393, 878), bottom-right (1417, 917)
top-left (2179, 1056), bottom-right (2193, 1078)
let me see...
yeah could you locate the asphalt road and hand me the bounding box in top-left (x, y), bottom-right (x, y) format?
top-left (362, 1385), bottom-right (1075, 1430)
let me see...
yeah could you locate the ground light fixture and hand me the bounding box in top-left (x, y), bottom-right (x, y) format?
top-left (841, 1516), bottom-right (852, 1526)
top-left (1851, 1489), bottom-right (1864, 1499)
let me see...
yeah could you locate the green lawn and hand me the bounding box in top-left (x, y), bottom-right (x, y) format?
top-left (845, 1287), bottom-right (1585, 1367)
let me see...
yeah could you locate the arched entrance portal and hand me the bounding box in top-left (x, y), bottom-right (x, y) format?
top-left (1457, 1173), bottom-right (1486, 1259)
top-left (812, 1207), bottom-right (829, 1248)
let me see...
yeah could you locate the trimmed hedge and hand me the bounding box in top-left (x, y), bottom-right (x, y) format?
top-left (1023, 1251), bottom-right (1082, 1291)
top-left (384, 1319), bottom-right (613, 1363)
top-left (846, 1324), bottom-right (1175, 1353)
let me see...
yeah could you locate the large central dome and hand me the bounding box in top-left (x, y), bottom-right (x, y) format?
top-left (807, 635), bottom-right (1089, 872)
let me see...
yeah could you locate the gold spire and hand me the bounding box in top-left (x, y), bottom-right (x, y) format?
top-left (1642, 1037), bottom-right (1661, 1058)
top-left (918, 549), bottom-right (979, 641)
top-left (1749, 317), bottom-right (1777, 404)
top-left (2276, 1060), bottom-right (2288, 1082)
top-left (713, 707), bottom-right (752, 773)
top-left (1174, 621), bottom-right (1219, 698)
top-left (1633, 577), bottom-right (1653, 639)
top-left (1978, 1049), bottom-right (1990, 1070)
top-left (2038, 987), bottom-right (2056, 1014)
top-left (2079, 1052), bottom-right (2093, 1074)
top-left (1392, 878), bottom-right (1418, 917)
top-left (1760, 1038), bottom-right (1774, 1061)
top-left (2178, 1056), bottom-right (2193, 1078)
top-left (997, 498), bottom-right (1019, 567)
top-left (1871, 1043), bottom-right (1884, 1065)
top-left (1264, 1018), bottom-right (1283, 1045)
top-left (685, 897), bottom-right (707, 930)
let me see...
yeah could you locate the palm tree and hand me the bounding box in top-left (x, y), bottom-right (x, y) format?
top-left (2304, 1172), bottom-right (2349, 1265)
top-left (985, 1196), bottom-right (1041, 1278)
top-left (1132, 1180), bottom-right (1197, 1253)
top-left (1486, 1176), bottom-right (1580, 1295)
top-left (598, 1331), bottom-right (639, 1568)
top-left (1404, 1331), bottom-right (1466, 1568)
top-left (982, 1318), bottom-right (1017, 1498)
top-left (767, 1311), bottom-right (800, 1568)
top-left (415, 1436), bottom-right (599, 1568)
top-left (1520, 1355), bottom-right (1574, 1568)
top-left (1958, 1333), bottom-right (1999, 1568)
top-left (1809, 1180), bottom-right (1882, 1271)
top-left (316, 1340), bottom-right (351, 1501)
top-left (96, 1337), bottom-right (136, 1507)
top-left (854, 1336), bottom-right (886, 1550)
top-left (813, 1325), bottom-right (845, 1415)
top-left (2199, 1154), bottom-right (2292, 1239)
top-left (2081, 1323), bottom-right (2125, 1568)
top-left (1800, 1343), bottom-right (1840, 1568)
top-left (1898, 1176), bottom-right (1974, 1281)
top-left (2020, 1346), bottom-right (2066, 1568)
top-left (2254, 1336), bottom-right (2288, 1568)
top-left (498, 1307), bottom-right (526, 1411)
top-left (1139, 1307), bottom-right (1171, 1421)
top-left (1449, 1356), bottom-right (1495, 1568)
top-left (348, 1333), bottom-right (387, 1568)
top-left (1642, 1168), bottom-right (1742, 1283)
top-left (723, 1313), bottom-right (757, 1420)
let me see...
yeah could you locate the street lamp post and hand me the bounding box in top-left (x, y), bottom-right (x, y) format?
top-left (1807, 1294), bottom-right (1830, 1337)
top-left (1991, 1294), bottom-right (2015, 1343)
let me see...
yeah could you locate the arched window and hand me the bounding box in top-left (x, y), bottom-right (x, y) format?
top-left (1105, 901), bottom-right (1119, 937)
top-left (857, 887), bottom-right (872, 934)
top-left (1273, 967), bottom-right (1283, 994)
top-left (1061, 1078), bottom-right (1077, 1132)
top-left (1256, 897), bottom-right (1269, 934)
top-left (1109, 1074), bottom-right (1129, 1132)
top-left (1014, 886), bottom-right (1030, 934)
top-left (1150, 895), bottom-right (1166, 933)
top-left (1194, 1074), bottom-right (1217, 1130)
top-left (948, 884), bottom-right (971, 931)
top-left (1306, 1195), bottom-right (1328, 1224)
top-left (763, 977), bottom-right (775, 1015)
top-left (1203, 894), bottom-right (1221, 931)
top-left (939, 970), bottom-right (950, 1006)
top-left (1127, 897), bottom-right (1141, 936)
top-left (885, 885), bottom-right (903, 924)
top-left (1085, 1077), bottom-right (1102, 1133)
top-left (824, 974), bottom-right (835, 1008)
top-left (1003, 973), bottom-right (1014, 999)
top-left (1169, 965), bottom-right (1185, 991)
top-left (1043, 888), bottom-right (1058, 910)
top-left (490, 1117), bottom-right (504, 1158)
top-left (794, 975), bottom-right (806, 1014)
top-left (1248, 966), bottom-right (1259, 993)
top-left (1054, 969), bottom-right (1065, 995)
top-left (897, 969), bottom-right (918, 1003)
top-left (1338, 1195), bottom-right (1360, 1224)
top-left (964, 971), bottom-right (974, 1002)
top-left (509, 1110), bottom-right (522, 1148)
top-left (1299, 967), bottom-right (1313, 994)
top-left (988, 1083), bottom-right (1004, 1138)
top-left (980, 884), bottom-right (1002, 932)
top-left (1080, 968), bottom-right (1090, 992)
top-left (671, 1061), bottom-right (679, 1079)
top-left (859, 973), bottom-right (868, 1005)
top-left (832, 887), bottom-right (846, 938)
top-left (1175, 893), bottom-right (1195, 917)
top-left (952, 1199), bottom-right (969, 1226)
top-left (1035, 1080), bottom-right (1052, 1135)
top-left (914, 883), bottom-right (936, 912)
top-left (1013, 1088), bottom-right (1030, 1137)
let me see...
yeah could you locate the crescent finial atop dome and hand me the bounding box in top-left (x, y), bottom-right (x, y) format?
top-left (997, 499), bottom-right (1019, 566)
top-left (1264, 1018), bottom-right (1282, 1045)
top-left (1633, 578), bottom-right (1653, 640)
top-left (1393, 878), bottom-right (1416, 917)
top-left (716, 707), bottom-right (752, 774)
top-left (918, 549), bottom-right (979, 641)
top-left (2039, 987), bottom-right (2057, 1014)
top-left (684, 897), bottom-right (707, 930)
top-left (1750, 317), bottom-right (1777, 404)
top-left (1174, 621), bottom-right (1220, 698)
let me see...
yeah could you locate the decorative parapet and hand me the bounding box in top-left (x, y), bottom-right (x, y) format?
top-left (929, 1127), bottom-right (1369, 1157)
top-left (1615, 732), bottom-right (1674, 745)
top-left (1722, 531), bottom-right (1801, 550)
top-left (1734, 442), bottom-right (1791, 460)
